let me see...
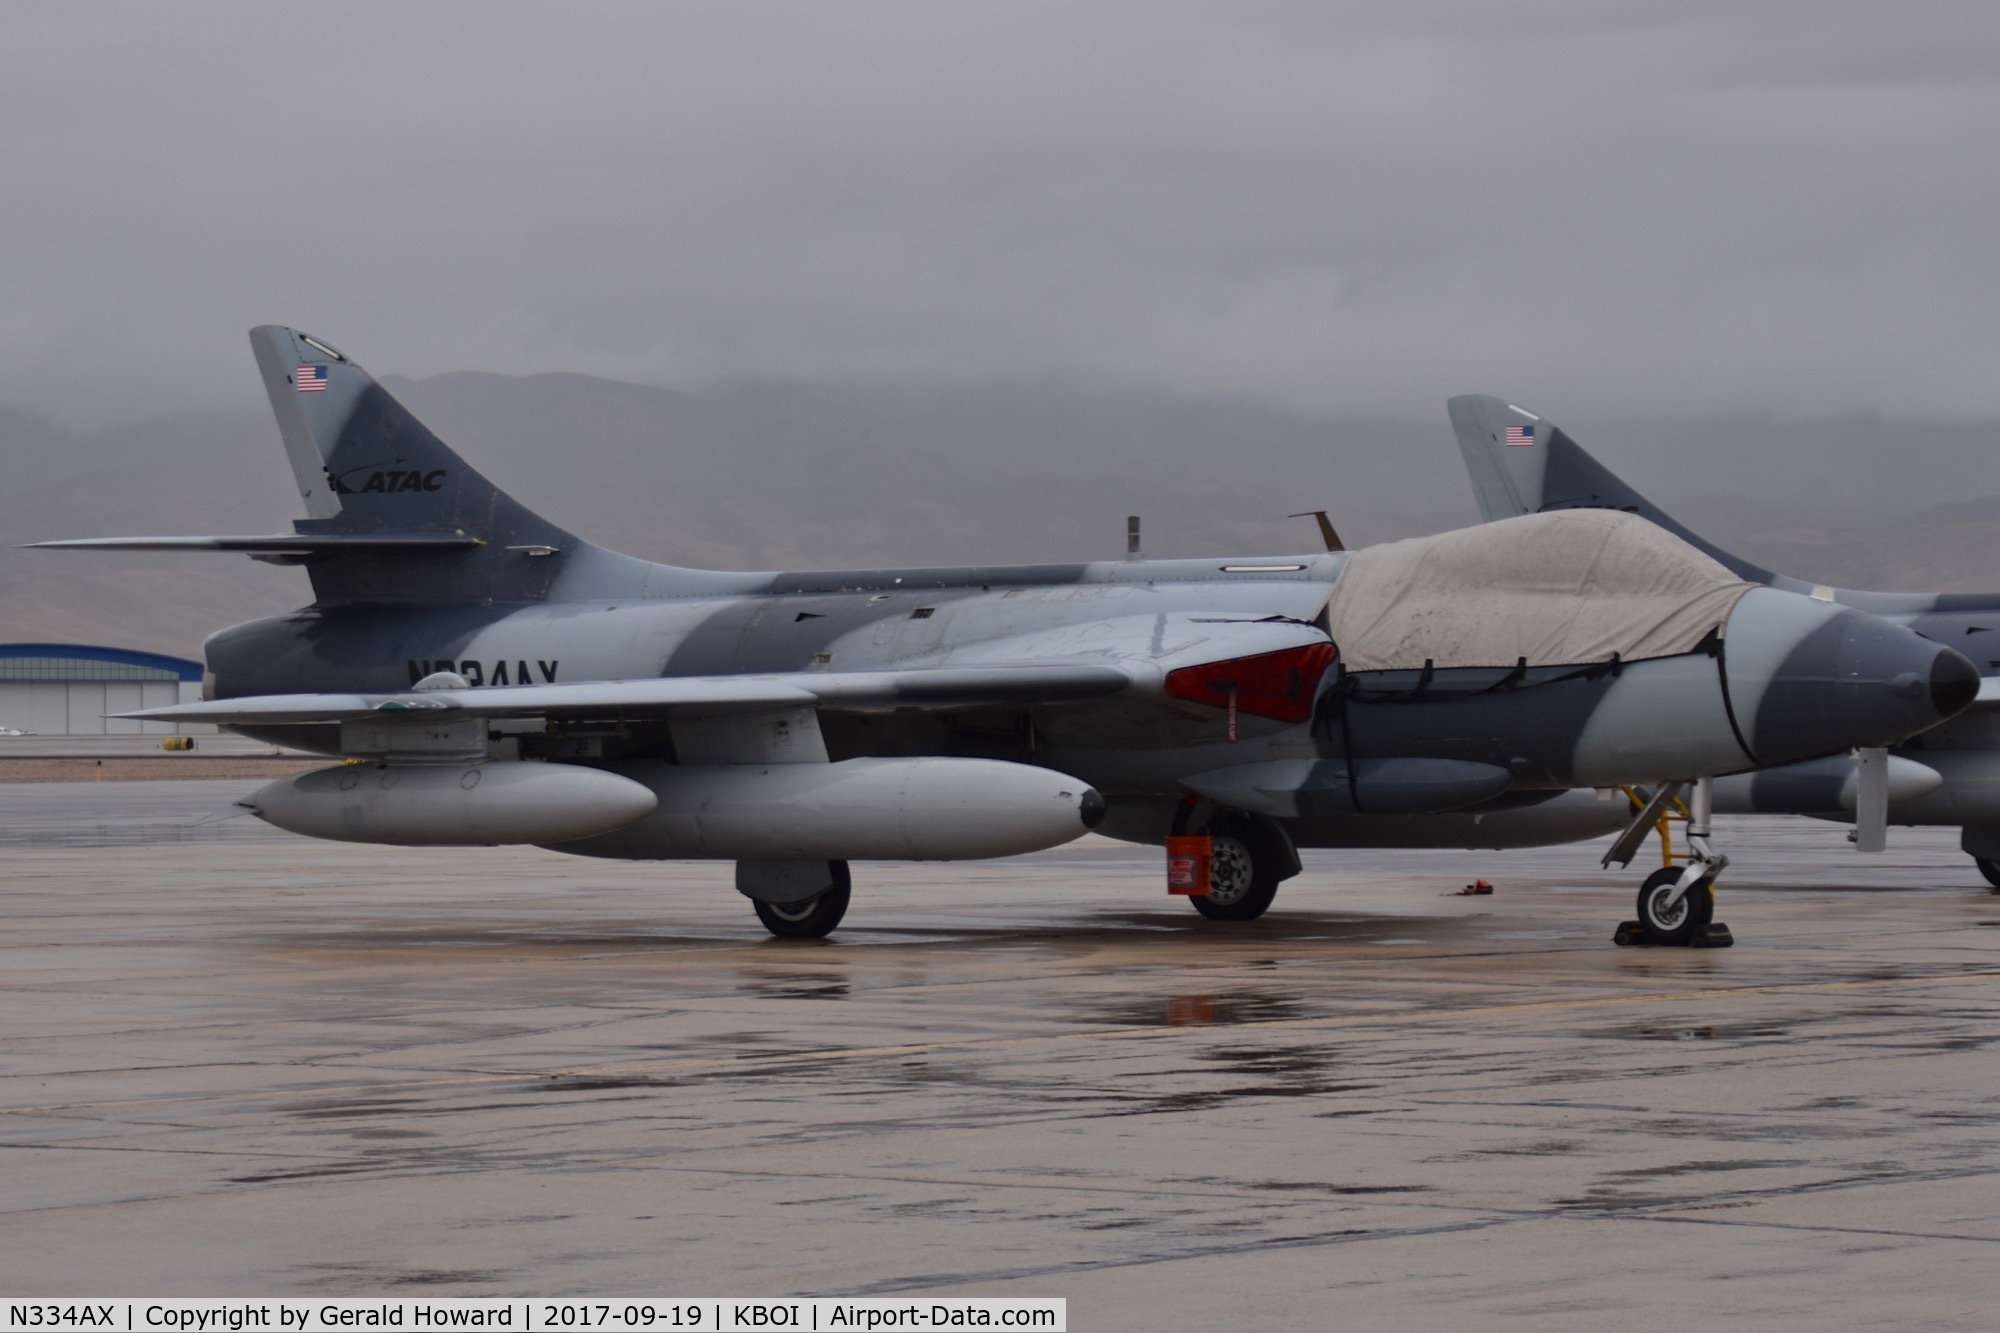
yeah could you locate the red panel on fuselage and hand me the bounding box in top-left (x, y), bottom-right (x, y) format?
top-left (1163, 642), bottom-right (1335, 723)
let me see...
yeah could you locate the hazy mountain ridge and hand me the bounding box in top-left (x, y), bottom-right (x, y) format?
top-left (2, 371), bottom-right (1998, 658)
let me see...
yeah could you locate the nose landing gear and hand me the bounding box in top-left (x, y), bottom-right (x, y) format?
top-left (1607, 777), bottom-right (1735, 947)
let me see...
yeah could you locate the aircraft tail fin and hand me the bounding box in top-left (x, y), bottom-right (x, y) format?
top-left (1445, 394), bottom-right (1780, 585)
top-left (248, 325), bottom-right (614, 605)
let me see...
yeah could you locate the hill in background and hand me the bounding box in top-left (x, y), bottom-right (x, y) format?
top-left (2, 373), bottom-right (1998, 659)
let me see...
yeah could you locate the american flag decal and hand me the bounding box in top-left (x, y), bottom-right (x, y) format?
top-left (296, 364), bottom-right (329, 393)
top-left (1503, 423), bottom-right (1534, 447)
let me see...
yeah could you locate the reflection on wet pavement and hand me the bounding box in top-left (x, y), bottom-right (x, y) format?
top-left (0, 782), bottom-right (1998, 1327)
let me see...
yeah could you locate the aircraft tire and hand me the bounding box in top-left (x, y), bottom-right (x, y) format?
top-left (753, 864), bottom-right (852, 939)
top-left (1190, 819), bottom-right (1283, 922)
top-left (1636, 866), bottom-right (1713, 945)
top-left (1976, 857), bottom-right (2000, 892)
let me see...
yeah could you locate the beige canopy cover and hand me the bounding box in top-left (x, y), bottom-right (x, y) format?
top-left (1324, 509), bottom-right (1755, 672)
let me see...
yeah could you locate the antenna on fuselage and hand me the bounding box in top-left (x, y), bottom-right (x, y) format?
top-left (1288, 510), bottom-right (1345, 552)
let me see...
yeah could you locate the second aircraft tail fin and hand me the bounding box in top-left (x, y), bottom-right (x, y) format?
top-left (1446, 394), bottom-right (1780, 586)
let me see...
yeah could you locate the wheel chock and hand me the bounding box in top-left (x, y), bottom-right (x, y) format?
top-left (1612, 920), bottom-right (1735, 948)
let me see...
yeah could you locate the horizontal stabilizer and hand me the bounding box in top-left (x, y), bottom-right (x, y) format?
top-left (116, 664), bottom-right (1135, 726)
top-left (26, 533), bottom-right (483, 556)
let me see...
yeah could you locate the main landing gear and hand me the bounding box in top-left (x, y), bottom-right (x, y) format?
top-left (1606, 778), bottom-right (1734, 948)
top-left (1960, 826), bottom-right (2000, 893)
top-left (1184, 810), bottom-right (1300, 922)
top-left (743, 860), bottom-right (853, 939)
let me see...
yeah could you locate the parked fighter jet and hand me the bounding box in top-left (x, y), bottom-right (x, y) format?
top-left (1452, 393), bottom-right (2000, 887)
top-left (29, 329), bottom-right (1978, 940)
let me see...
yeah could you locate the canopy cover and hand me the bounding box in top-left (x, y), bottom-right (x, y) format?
top-left (1325, 509), bottom-right (1755, 672)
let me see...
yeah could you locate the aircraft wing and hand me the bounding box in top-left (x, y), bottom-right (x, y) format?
top-left (116, 663), bottom-right (1137, 725)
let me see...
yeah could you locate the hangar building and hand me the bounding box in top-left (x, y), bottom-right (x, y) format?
top-left (0, 644), bottom-right (206, 736)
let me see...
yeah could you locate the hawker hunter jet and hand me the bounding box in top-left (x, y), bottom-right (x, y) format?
top-left (31, 329), bottom-right (1977, 940)
top-left (1454, 393), bottom-right (2000, 888)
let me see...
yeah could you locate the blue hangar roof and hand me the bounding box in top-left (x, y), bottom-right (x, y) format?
top-left (0, 643), bottom-right (203, 683)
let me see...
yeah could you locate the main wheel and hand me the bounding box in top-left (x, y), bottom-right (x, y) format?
top-left (1636, 865), bottom-right (1713, 945)
top-left (1190, 822), bottom-right (1283, 922)
top-left (1976, 857), bottom-right (2000, 892)
top-left (753, 864), bottom-right (852, 939)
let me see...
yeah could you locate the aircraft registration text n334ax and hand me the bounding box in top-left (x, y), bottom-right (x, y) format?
top-left (32, 328), bottom-right (1979, 938)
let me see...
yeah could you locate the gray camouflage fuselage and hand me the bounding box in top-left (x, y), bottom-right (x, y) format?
top-left (43, 328), bottom-right (1978, 867)
top-left (202, 550), bottom-right (1966, 854)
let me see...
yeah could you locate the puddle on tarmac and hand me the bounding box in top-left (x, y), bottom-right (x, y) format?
top-left (1091, 992), bottom-right (1309, 1029)
top-left (231, 1162), bottom-right (383, 1185)
top-left (1246, 1180), bottom-right (1430, 1194)
top-left (531, 1076), bottom-right (680, 1093)
top-left (1167, 1173), bottom-right (1428, 1195)
top-left (1126, 1037), bottom-right (1377, 1110)
top-left (1441, 1139), bottom-right (1582, 1160)
top-left (743, 976), bottom-right (852, 1001)
top-left (287, 1099), bottom-right (425, 1120)
top-left (1198, 1044), bottom-right (1339, 1077)
top-left (1548, 1022), bottom-right (1793, 1042)
top-left (1607, 1157), bottom-right (1801, 1180)
top-left (296, 1264), bottom-right (506, 1291)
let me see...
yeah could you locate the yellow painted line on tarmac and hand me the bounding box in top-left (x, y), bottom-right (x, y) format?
top-left (4, 968), bottom-right (1996, 1120)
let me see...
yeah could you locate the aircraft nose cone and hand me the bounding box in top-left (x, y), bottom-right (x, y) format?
top-left (1822, 617), bottom-right (1975, 748)
top-left (1930, 646), bottom-right (1979, 717)
top-left (1078, 788), bottom-right (1107, 830)
top-left (1748, 609), bottom-right (1979, 763)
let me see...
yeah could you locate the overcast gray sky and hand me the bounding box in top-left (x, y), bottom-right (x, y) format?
top-left (7, 1), bottom-right (2000, 426)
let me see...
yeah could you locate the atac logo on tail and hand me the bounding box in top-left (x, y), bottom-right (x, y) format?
top-left (326, 459), bottom-right (448, 495)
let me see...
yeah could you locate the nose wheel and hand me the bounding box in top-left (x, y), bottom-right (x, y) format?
top-left (1633, 865), bottom-right (1714, 944)
top-left (1607, 778), bottom-right (1734, 947)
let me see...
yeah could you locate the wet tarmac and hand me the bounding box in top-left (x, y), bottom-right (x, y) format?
top-left (3, 780), bottom-right (1998, 1328)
